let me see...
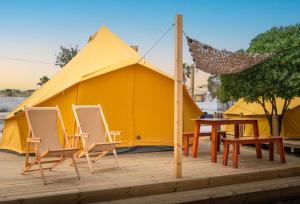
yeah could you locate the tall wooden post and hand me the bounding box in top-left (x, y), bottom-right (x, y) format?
top-left (191, 64), bottom-right (195, 100)
top-left (174, 14), bottom-right (183, 179)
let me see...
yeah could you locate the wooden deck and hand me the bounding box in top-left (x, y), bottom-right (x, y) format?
top-left (0, 140), bottom-right (300, 203)
top-left (284, 139), bottom-right (300, 152)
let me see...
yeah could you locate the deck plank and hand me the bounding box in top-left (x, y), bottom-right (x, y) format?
top-left (97, 176), bottom-right (300, 204)
top-left (0, 141), bottom-right (299, 203)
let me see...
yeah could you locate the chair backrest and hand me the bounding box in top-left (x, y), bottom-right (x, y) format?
top-left (72, 105), bottom-right (111, 147)
top-left (25, 106), bottom-right (68, 153)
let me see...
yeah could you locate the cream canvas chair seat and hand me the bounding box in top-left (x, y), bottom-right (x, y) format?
top-left (72, 104), bottom-right (120, 172)
top-left (22, 106), bottom-right (80, 185)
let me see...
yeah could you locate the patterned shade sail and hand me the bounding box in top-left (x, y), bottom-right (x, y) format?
top-left (187, 37), bottom-right (273, 74)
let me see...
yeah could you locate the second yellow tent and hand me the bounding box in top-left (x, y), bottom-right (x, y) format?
top-left (224, 98), bottom-right (300, 139)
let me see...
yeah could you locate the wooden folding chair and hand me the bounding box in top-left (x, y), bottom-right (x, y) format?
top-left (72, 104), bottom-right (121, 172)
top-left (22, 106), bottom-right (80, 185)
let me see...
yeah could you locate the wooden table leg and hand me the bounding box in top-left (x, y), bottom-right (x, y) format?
top-left (233, 141), bottom-right (238, 168)
top-left (192, 121), bottom-right (200, 158)
top-left (253, 121), bottom-right (262, 158)
top-left (269, 142), bottom-right (274, 161)
top-left (255, 142), bottom-right (262, 159)
top-left (211, 124), bottom-right (218, 163)
top-left (222, 142), bottom-right (229, 166)
top-left (184, 135), bottom-right (189, 156)
top-left (234, 124), bottom-right (240, 154)
top-left (278, 138), bottom-right (286, 163)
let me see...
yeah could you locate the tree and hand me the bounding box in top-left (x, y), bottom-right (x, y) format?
top-left (219, 24), bottom-right (300, 135)
top-left (0, 89), bottom-right (35, 97)
top-left (0, 89), bottom-right (14, 97)
top-left (183, 63), bottom-right (192, 84)
top-left (207, 50), bottom-right (248, 102)
top-left (207, 75), bottom-right (220, 99)
top-left (37, 76), bottom-right (49, 86)
top-left (55, 45), bottom-right (79, 68)
top-left (22, 89), bottom-right (35, 97)
top-left (0, 89), bottom-right (22, 97)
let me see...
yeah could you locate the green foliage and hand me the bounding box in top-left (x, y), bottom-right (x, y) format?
top-left (207, 75), bottom-right (232, 103)
top-left (21, 89), bottom-right (35, 97)
top-left (0, 89), bottom-right (20, 97)
top-left (55, 45), bottom-right (79, 68)
top-left (37, 76), bottom-right (50, 87)
top-left (236, 49), bottom-right (246, 53)
top-left (0, 89), bottom-right (34, 97)
top-left (183, 63), bottom-right (192, 83)
top-left (219, 24), bottom-right (300, 134)
top-left (207, 75), bottom-right (220, 99)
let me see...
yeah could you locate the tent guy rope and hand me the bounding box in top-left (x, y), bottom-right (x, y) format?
top-left (137, 23), bottom-right (175, 63)
top-left (0, 56), bottom-right (54, 65)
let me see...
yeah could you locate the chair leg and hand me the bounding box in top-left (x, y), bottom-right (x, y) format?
top-left (24, 145), bottom-right (29, 168)
top-left (76, 151), bottom-right (86, 160)
top-left (277, 139), bottom-right (286, 163)
top-left (50, 156), bottom-right (66, 171)
top-left (113, 149), bottom-right (120, 168)
top-left (93, 151), bottom-right (108, 163)
top-left (71, 155), bottom-right (80, 180)
top-left (37, 158), bottom-right (47, 185)
top-left (233, 142), bottom-right (238, 168)
top-left (269, 142), bottom-right (274, 161)
top-left (222, 142), bottom-right (229, 166)
top-left (22, 159), bottom-right (38, 175)
top-left (85, 151), bottom-right (93, 173)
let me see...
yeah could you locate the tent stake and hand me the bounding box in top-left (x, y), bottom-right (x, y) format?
top-left (174, 14), bottom-right (183, 179)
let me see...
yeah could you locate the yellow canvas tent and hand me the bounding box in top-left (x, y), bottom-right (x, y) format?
top-left (0, 26), bottom-right (202, 154)
top-left (224, 98), bottom-right (300, 139)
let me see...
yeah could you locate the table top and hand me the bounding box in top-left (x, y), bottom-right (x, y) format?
top-left (191, 118), bottom-right (259, 125)
top-left (192, 118), bottom-right (259, 121)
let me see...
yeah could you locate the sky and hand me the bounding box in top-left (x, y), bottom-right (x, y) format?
top-left (0, 0), bottom-right (299, 90)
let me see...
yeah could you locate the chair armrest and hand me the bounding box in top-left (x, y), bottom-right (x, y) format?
top-left (69, 133), bottom-right (89, 138)
top-left (78, 133), bottom-right (89, 138)
top-left (67, 133), bottom-right (89, 148)
top-left (26, 138), bottom-right (41, 143)
top-left (110, 131), bottom-right (121, 142)
top-left (111, 131), bottom-right (121, 135)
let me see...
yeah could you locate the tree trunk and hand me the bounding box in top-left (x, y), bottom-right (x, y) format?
top-left (266, 114), bottom-right (283, 136)
top-left (266, 115), bottom-right (273, 135)
top-left (278, 114), bottom-right (284, 135)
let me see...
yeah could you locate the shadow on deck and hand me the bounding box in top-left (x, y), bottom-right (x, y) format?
top-left (0, 140), bottom-right (299, 203)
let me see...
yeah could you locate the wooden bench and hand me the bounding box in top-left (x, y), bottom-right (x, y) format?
top-left (183, 131), bottom-right (226, 156)
top-left (222, 136), bottom-right (286, 168)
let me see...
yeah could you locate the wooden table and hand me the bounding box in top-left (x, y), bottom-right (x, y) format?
top-left (191, 118), bottom-right (261, 163)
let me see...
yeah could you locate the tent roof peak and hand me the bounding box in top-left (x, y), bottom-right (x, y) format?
top-left (6, 25), bottom-right (174, 119)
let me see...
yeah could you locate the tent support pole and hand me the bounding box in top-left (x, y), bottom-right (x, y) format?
top-left (191, 64), bottom-right (195, 100)
top-left (174, 14), bottom-right (183, 179)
